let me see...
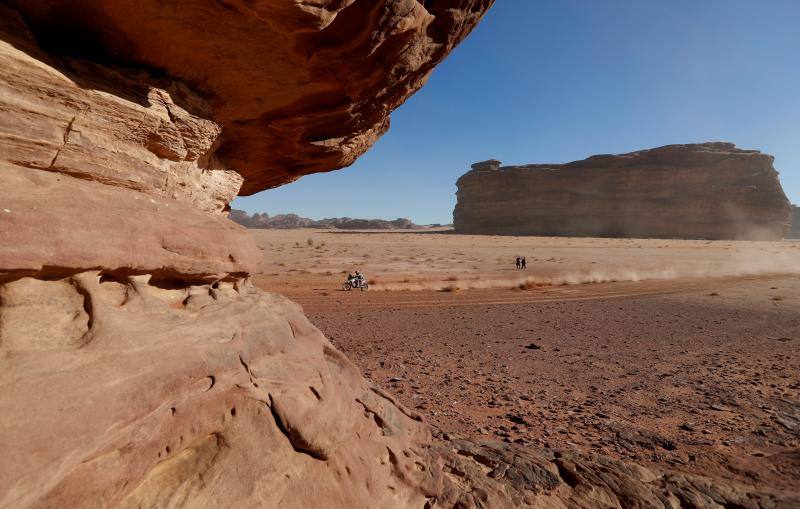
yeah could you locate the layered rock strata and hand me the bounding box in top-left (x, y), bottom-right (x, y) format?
top-left (6, 0), bottom-right (495, 193)
top-left (0, 2), bottom-right (483, 506)
top-left (454, 143), bottom-right (793, 240)
top-left (0, 7), bottom-right (257, 283)
top-left (1, 3), bottom-right (797, 508)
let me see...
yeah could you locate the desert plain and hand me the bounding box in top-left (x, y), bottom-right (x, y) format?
top-left (251, 228), bottom-right (800, 494)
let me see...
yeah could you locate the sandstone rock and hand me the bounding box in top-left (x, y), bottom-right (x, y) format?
top-left (0, 3), bottom-right (496, 507)
top-left (7, 0), bottom-right (495, 194)
top-left (0, 162), bottom-right (259, 282)
top-left (0, 275), bottom-right (439, 508)
top-left (434, 438), bottom-right (798, 508)
top-left (454, 143), bottom-right (793, 240)
top-left (0, 8), bottom-right (259, 281)
top-left (0, 10), bottom-right (241, 215)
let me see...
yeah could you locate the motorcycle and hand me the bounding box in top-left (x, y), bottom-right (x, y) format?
top-left (343, 277), bottom-right (368, 291)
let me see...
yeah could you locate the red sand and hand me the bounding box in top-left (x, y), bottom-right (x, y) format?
top-left (251, 229), bottom-right (800, 493)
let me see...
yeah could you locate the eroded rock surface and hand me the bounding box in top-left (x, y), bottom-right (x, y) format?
top-left (454, 143), bottom-right (793, 240)
top-left (0, 162), bottom-right (259, 282)
top-left (0, 275), bottom-right (441, 508)
top-left (7, 0), bottom-right (494, 193)
top-left (0, 8), bottom-right (258, 282)
top-left (0, 9), bottom-right (240, 214)
top-left (435, 436), bottom-right (797, 508)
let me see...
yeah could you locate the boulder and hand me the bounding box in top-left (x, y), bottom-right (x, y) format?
top-left (454, 143), bottom-right (793, 240)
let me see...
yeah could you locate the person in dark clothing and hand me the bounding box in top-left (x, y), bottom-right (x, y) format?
top-left (515, 256), bottom-right (521, 270)
top-left (521, 256), bottom-right (527, 270)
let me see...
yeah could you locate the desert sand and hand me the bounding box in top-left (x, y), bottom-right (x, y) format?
top-left (251, 229), bottom-right (800, 494)
top-left (250, 228), bottom-right (800, 292)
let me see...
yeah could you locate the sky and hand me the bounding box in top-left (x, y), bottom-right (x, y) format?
top-left (233, 0), bottom-right (800, 225)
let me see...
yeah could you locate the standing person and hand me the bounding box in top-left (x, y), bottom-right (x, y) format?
top-left (521, 256), bottom-right (527, 270)
top-left (515, 256), bottom-right (521, 270)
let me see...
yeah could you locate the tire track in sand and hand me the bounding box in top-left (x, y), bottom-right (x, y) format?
top-left (283, 275), bottom-right (776, 311)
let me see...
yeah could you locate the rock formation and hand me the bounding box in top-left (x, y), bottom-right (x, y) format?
top-left (1, 3), bottom-right (796, 508)
top-left (789, 205), bottom-right (800, 239)
top-left (4, 0), bottom-right (494, 193)
top-left (454, 143), bottom-right (793, 240)
top-left (0, 3), bottom-right (488, 506)
top-left (229, 210), bottom-right (418, 230)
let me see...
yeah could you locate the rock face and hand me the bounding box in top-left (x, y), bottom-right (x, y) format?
top-left (6, 0), bottom-right (494, 193)
top-left (1, 273), bottom-right (442, 508)
top-left (435, 436), bottom-right (796, 508)
top-left (0, 7), bottom-right (257, 283)
top-left (0, 3), bottom-right (490, 507)
top-left (1, 162), bottom-right (259, 282)
top-left (454, 143), bottom-right (793, 240)
top-left (1, 3), bottom-right (796, 508)
top-left (230, 210), bottom-right (418, 230)
top-left (790, 205), bottom-right (800, 239)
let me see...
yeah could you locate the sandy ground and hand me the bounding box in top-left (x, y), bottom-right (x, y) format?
top-left (249, 229), bottom-right (800, 494)
top-left (250, 228), bottom-right (800, 293)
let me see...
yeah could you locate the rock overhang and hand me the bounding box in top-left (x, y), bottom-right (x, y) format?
top-left (7, 0), bottom-right (496, 195)
top-left (0, 1), bottom-right (493, 282)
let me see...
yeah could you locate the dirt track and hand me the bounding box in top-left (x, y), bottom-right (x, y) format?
top-left (249, 230), bottom-right (800, 495)
top-left (274, 275), bottom-right (773, 310)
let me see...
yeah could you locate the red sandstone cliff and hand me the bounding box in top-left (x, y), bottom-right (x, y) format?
top-left (0, 3), bottom-right (493, 506)
top-left (5, 0), bottom-right (493, 193)
top-left (454, 143), bottom-right (793, 240)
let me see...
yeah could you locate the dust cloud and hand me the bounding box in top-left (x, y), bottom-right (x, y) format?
top-left (372, 243), bottom-right (800, 292)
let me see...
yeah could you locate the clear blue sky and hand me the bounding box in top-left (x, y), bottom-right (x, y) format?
top-left (234, 0), bottom-right (800, 224)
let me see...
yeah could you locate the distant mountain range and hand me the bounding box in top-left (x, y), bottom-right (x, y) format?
top-left (230, 210), bottom-right (434, 230)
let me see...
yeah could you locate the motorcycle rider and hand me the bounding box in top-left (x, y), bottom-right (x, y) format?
top-left (355, 270), bottom-right (365, 287)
